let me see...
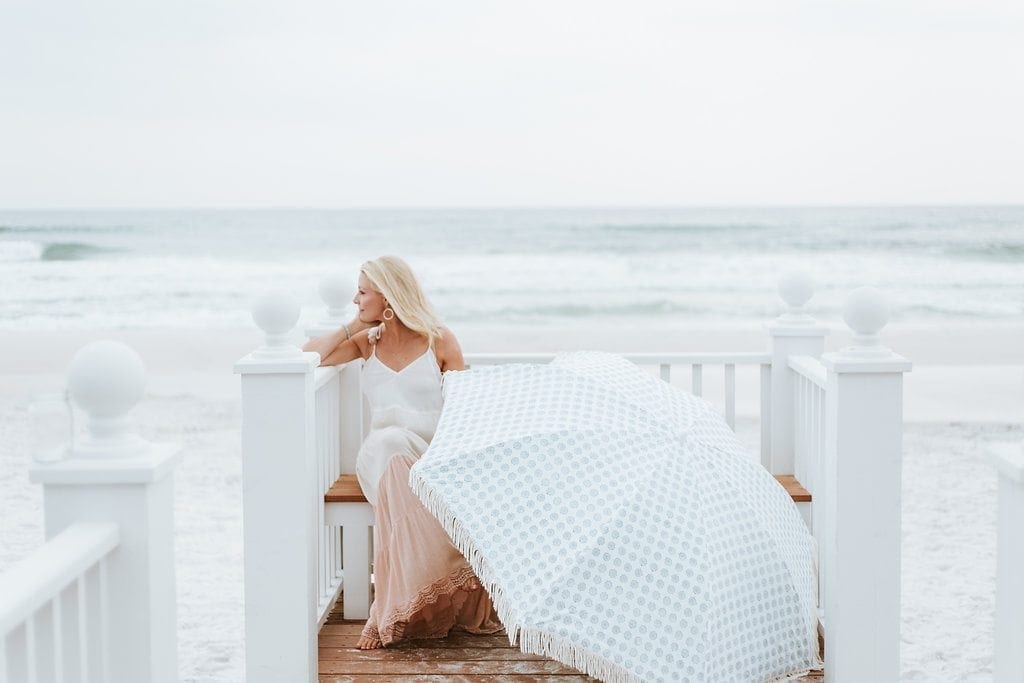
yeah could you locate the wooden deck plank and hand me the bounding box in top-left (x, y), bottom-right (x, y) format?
top-left (320, 593), bottom-right (596, 680)
top-left (320, 647), bottom-right (551, 662)
top-left (319, 660), bottom-right (586, 675)
top-left (319, 676), bottom-right (592, 682)
top-left (320, 635), bottom-right (514, 648)
top-left (318, 511), bottom-right (821, 681)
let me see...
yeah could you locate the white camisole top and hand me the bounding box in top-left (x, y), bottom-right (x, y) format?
top-left (361, 334), bottom-right (444, 443)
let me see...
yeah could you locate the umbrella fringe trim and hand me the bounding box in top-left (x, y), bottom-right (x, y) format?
top-left (409, 469), bottom-right (645, 683)
top-left (410, 469), bottom-right (823, 683)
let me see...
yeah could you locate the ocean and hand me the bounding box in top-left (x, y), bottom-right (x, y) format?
top-left (1, 206), bottom-right (1022, 330)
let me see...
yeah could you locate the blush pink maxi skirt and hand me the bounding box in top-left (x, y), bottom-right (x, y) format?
top-left (360, 452), bottom-right (503, 646)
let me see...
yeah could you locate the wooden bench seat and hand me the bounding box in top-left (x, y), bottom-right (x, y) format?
top-left (325, 473), bottom-right (811, 505)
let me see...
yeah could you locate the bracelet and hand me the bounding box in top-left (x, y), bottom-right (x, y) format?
top-left (342, 324), bottom-right (351, 341)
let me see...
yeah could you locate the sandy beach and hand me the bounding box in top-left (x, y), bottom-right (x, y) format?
top-left (1, 322), bottom-right (1021, 681)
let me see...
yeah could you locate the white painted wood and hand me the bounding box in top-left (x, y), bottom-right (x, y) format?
top-left (724, 364), bottom-right (736, 429)
top-left (338, 361), bottom-right (364, 476)
top-left (330, 503), bottom-right (376, 620)
top-left (314, 365), bottom-right (340, 391)
top-left (820, 348), bottom-right (911, 683)
top-left (788, 355), bottom-right (827, 388)
top-left (25, 614), bottom-right (35, 683)
top-left (311, 368), bottom-right (344, 630)
top-left (794, 376), bottom-right (805, 485)
top-left (56, 585), bottom-right (77, 683)
top-left (76, 575), bottom-right (87, 682)
top-left (691, 364), bottom-right (703, 397)
top-left (98, 558), bottom-right (111, 683)
top-left (0, 523), bottom-right (118, 636)
top-left (6, 624), bottom-right (27, 683)
top-left (51, 598), bottom-right (62, 683)
top-left (659, 364), bottom-right (670, 382)
top-left (465, 351), bottom-right (771, 366)
top-left (235, 350), bottom-right (320, 682)
top-left (759, 363), bottom-right (772, 469)
top-left (766, 324), bottom-right (827, 475)
top-left (990, 442), bottom-right (1024, 682)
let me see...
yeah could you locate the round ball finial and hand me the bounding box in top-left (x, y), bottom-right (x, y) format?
top-left (318, 274), bottom-right (352, 313)
top-left (67, 340), bottom-right (146, 419)
top-left (843, 286), bottom-right (889, 337)
top-left (252, 290), bottom-right (300, 335)
top-left (778, 271), bottom-right (815, 309)
top-left (776, 271), bottom-right (816, 324)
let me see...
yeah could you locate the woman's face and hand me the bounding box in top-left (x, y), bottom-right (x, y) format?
top-left (354, 273), bottom-right (387, 323)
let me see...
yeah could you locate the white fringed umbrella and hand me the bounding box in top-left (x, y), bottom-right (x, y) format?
top-left (410, 351), bottom-right (821, 683)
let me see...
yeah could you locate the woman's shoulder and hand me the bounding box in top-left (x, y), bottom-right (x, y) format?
top-left (433, 326), bottom-right (464, 371)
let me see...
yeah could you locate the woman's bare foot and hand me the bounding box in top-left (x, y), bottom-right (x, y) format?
top-left (356, 634), bottom-right (383, 650)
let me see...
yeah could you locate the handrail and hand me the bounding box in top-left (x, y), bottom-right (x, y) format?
top-left (314, 365), bottom-right (340, 391)
top-left (0, 522), bottom-right (119, 635)
top-left (465, 351), bottom-right (771, 365)
top-left (788, 355), bottom-right (827, 388)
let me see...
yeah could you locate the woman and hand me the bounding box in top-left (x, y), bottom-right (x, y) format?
top-left (303, 256), bottom-right (502, 650)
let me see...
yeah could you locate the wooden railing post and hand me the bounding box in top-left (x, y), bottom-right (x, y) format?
top-left (990, 438), bottom-right (1024, 681)
top-left (235, 291), bottom-right (320, 682)
top-left (766, 272), bottom-right (828, 474)
top-left (27, 340), bottom-right (181, 682)
top-left (820, 287), bottom-right (911, 682)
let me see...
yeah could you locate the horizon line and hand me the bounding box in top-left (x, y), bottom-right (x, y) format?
top-left (2, 201), bottom-right (1024, 212)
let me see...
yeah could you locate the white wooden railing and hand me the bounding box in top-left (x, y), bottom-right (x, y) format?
top-left (236, 272), bottom-right (913, 683)
top-left (466, 351), bottom-right (771, 440)
top-left (310, 361), bottom-right (365, 626)
top-left (313, 367), bottom-right (344, 625)
top-left (0, 523), bottom-right (118, 682)
top-left (0, 341), bottom-right (180, 683)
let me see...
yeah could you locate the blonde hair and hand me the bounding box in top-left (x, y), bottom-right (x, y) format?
top-left (361, 256), bottom-right (444, 346)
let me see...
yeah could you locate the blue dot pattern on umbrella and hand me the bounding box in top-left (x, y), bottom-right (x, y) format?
top-left (411, 351), bottom-right (821, 683)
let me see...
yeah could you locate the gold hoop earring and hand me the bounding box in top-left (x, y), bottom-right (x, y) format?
top-left (382, 307), bottom-right (395, 321)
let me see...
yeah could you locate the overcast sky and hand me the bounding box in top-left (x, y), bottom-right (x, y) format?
top-left (1, 1), bottom-right (1022, 208)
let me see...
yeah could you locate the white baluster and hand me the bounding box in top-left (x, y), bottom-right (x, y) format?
top-left (691, 364), bottom-right (703, 397)
top-left (51, 599), bottom-right (62, 683)
top-left (25, 614), bottom-right (35, 683)
top-left (76, 575), bottom-right (88, 682)
top-left (724, 364), bottom-right (736, 429)
top-left (660, 364), bottom-right (670, 383)
top-left (759, 363), bottom-right (772, 469)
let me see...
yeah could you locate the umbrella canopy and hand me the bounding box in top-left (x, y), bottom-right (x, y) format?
top-left (410, 351), bottom-right (821, 683)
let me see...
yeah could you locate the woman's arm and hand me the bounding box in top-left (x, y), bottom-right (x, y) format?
top-left (319, 328), bottom-right (371, 367)
top-left (301, 314), bottom-right (373, 358)
top-left (318, 338), bottom-right (359, 367)
top-left (302, 325), bottom-right (348, 358)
